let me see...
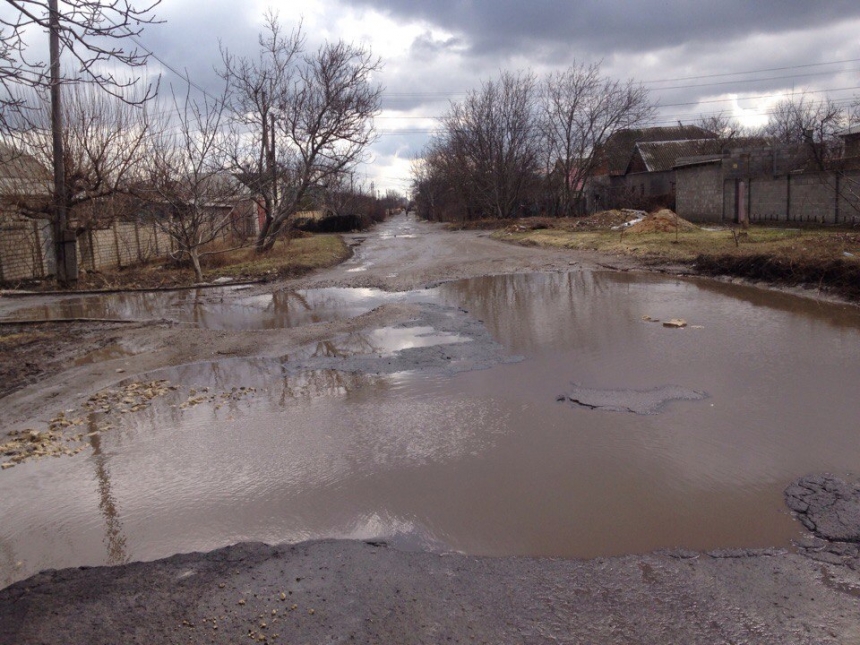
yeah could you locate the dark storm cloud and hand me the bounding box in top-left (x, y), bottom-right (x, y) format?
top-left (138, 3), bottom-right (262, 97)
top-left (341, 0), bottom-right (860, 57)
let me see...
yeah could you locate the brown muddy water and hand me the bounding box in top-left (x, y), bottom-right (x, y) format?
top-left (0, 286), bottom-right (411, 329)
top-left (2, 271), bottom-right (860, 587)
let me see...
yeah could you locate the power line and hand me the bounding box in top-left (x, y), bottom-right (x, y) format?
top-left (100, 13), bottom-right (222, 104)
top-left (384, 56), bottom-right (860, 99)
top-left (644, 57), bottom-right (860, 83)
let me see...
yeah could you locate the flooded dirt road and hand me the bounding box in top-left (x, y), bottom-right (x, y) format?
top-left (2, 213), bottom-right (860, 644)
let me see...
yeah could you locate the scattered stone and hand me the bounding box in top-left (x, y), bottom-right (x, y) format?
top-left (662, 318), bottom-right (687, 328)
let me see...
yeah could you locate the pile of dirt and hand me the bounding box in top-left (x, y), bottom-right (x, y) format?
top-left (625, 209), bottom-right (698, 233)
top-left (567, 209), bottom-right (644, 231)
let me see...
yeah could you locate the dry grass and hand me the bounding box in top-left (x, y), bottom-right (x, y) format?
top-left (494, 226), bottom-right (860, 264)
top-left (493, 225), bottom-right (860, 299)
top-left (205, 234), bottom-right (351, 280)
top-left (55, 234), bottom-right (351, 291)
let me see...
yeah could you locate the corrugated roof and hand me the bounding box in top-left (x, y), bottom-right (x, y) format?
top-left (674, 154), bottom-right (724, 169)
top-left (634, 139), bottom-right (727, 173)
top-left (600, 125), bottom-right (718, 176)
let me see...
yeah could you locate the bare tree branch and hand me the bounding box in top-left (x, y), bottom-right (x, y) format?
top-left (540, 62), bottom-right (654, 216)
top-left (763, 92), bottom-right (846, 169)
top-left (2, 82), bottom-right (151, 226)
top-left (219, 13), bottom-right (382, 252)
top-left (435, 70), bottom-right (540, 220)
top-left (138, 83), bottom-right (243, 282)
top-left (1, 0), bottom-right (161, 113)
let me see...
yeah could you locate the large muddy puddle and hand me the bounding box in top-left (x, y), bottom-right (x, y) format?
top-left (3, 271), bottom-right (860, 587)
top-left (0, 286), bottom-right (420, 329)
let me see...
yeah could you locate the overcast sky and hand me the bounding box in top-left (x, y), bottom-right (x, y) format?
top-left (28, 0), bottom-right (860, 194)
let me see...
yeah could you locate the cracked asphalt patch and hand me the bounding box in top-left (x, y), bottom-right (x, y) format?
top-left (286, 302), bottom-right (522, 377)
top-left (558, 383), bottom-right (708, 414)
top-left (785, 474), bottom-right (860, 542)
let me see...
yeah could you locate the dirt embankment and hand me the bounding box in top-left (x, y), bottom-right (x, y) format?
top-left (489, 210), bottom-right (860, 302)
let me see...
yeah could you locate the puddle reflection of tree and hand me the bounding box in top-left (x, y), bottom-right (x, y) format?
top-left (441, 272), bottom-right (642, 349)
top-left (267, 290), bottom-right (322, 327)
top-left (278, 369), bottom-right (384, 402)
top-left (310, 332), bottom-right (380, 358)
top-left (10, 291), bottom-right (189, 322)
top-left (88, 418), bottom-right (128, 566)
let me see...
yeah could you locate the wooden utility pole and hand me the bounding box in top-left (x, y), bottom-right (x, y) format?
top-left (49, 0), bottom-right (77, 285)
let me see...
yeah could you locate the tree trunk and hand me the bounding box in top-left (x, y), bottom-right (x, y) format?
top-left (190, 248), bottom-right (204, 282)
top-left (255, 217), bottom-right (273, 253)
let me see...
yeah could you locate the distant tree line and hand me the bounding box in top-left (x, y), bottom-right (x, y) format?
top-left (412, 63), bottom-right (654, 222)
top-left (413, 63), bottom-right (860, 223)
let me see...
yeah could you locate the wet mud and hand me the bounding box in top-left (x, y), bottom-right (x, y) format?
top-left (785, 474), bottom-right (860, 543)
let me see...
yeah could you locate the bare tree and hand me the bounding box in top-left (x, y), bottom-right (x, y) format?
top-left (435, 70), bottom-right (540, 220)
top-left (312, 169), bottom-right (359, 217)
top-left (139, 86), bottom-right (241, 282)
top-left (220, 13), bottom-right (382, 252)
top-left (764, 93), bottom-right (846, 168)
top-left (2, 0), bottom-right (160, 284)
top-left (540, 62), bottom-right (653, 217)
top-left (3, 82), bottom-right (151, 227)
top-left (1, 0), bottom-right (160, 112)
top-left (412, 137), bottom-right (476, 222)
top-left (850, 96), bottom-right (860, 126)
top-left (695, 110), bottom-right (755, 140)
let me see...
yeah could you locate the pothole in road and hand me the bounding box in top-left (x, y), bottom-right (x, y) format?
top-left (4, 270), bottom-right (860, 589)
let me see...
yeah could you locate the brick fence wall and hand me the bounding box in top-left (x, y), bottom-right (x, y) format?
top-left (0, 217), bottom-right (53, 281)
top-left (675, 162), bottom-right (723, 222)
top-left (0, 217), bottom-right (232, 284)
top-left (676, 163), bottom-right (860, 225)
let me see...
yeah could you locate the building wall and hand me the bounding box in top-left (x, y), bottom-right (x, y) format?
top-left (788, 173), bottom-right (836, 223)
top-left (675, 164), bottom-right (722, 222)
top-left (748, 175), bottom-right (788, 222)
top-left (714, 169), bottom-right (860, 225)
top-left (837, 173), bottom-right (860, 224)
